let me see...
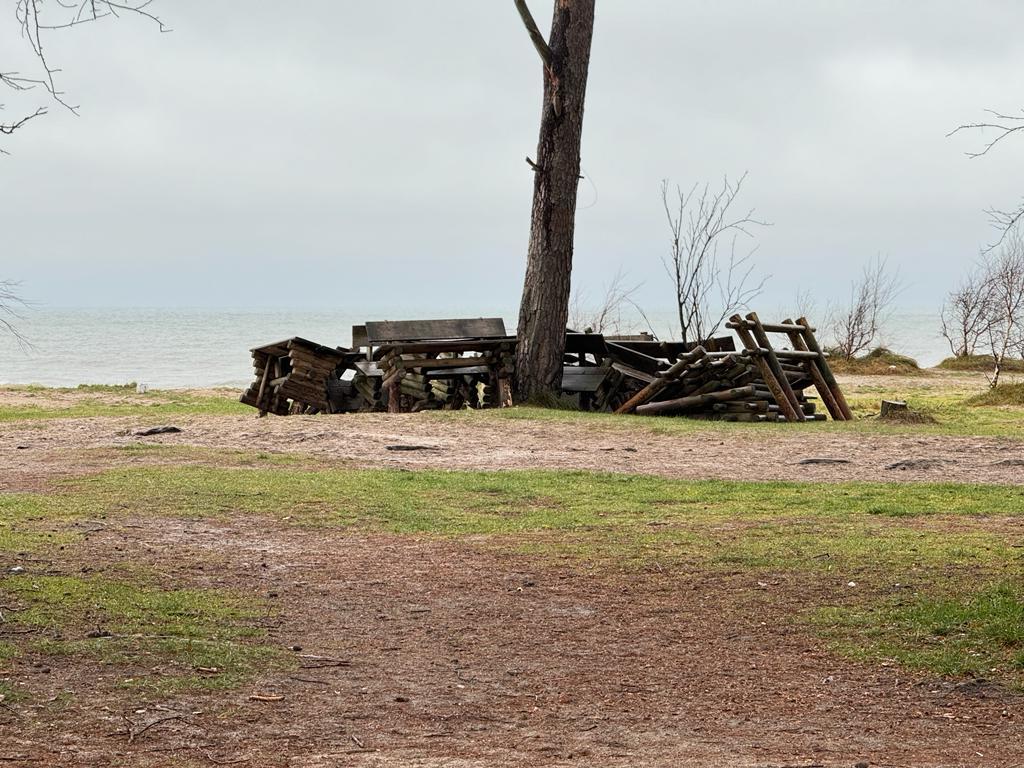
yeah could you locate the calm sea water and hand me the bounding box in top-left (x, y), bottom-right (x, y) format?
top-left (0, 307), bottom-right (949, 389)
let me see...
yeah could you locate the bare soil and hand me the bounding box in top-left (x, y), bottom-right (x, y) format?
top-left (3, 516), bottom-right (1021, 768)
top-left (3, 407), bottom-right (1024, 493)
top-left (2, 386), bottom-right (1024, 766)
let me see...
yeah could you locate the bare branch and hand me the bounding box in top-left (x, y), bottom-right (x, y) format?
top-left (513, 0), bottom-right (554, 69)
top-left (0, 107), bottom-right (46, 151)
top-left (949, 106), bottom-right (1024, 248)
top-left (659, 173), bottom-right (770, 344)
top-left (948, 108), bottom-right (1024, 158)
top-left (3, 0), bottom-right (166, 147)
top-left (0, 280), bottom-right (32, 347)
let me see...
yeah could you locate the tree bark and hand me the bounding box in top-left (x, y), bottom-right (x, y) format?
top-left (513, 0), bottom-right (596, 402)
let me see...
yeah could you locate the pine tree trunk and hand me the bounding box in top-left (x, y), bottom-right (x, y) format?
top-left (513, 0), bottom-right (596, 402)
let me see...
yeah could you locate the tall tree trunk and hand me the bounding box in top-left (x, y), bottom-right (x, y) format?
top-left (513, 0), bottom-right (596, 402)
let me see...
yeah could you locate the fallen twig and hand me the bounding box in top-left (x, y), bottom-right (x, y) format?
top-left (124, 713), bottom-right (189, 745)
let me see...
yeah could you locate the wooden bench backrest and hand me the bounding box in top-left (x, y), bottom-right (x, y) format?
top-left (365, 318), bottom-right (507, 344)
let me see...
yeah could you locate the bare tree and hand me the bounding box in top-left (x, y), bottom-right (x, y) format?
top-left (940, 265), bottom-right (995, 358)
top-left (568, 269), bottom-right (643, 335)
top-left (512, 0), bottom-right (596, 401)
top-left (980, 226), bottom-right (1024, 387)
top-left (2, 0), bottom-right (166, 150)
top-left (949, 107), bottom-right (1024, 247)
top-left (660, 174), bottom-right (768, 344)
top-left (829, 257), bottom-right (902, 360)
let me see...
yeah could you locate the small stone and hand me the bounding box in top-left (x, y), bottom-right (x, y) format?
top-left (289, 645), bottom-right (302, 652)
top-left (394, 696), bottom-right (410, 702)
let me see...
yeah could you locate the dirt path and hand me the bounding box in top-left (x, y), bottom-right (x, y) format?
top-left (3, 409), bottom-right (1024, 492)
top-left (3, 517), bottom-right (1021, 767)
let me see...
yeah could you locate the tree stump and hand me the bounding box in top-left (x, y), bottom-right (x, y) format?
top-left (880, 399), bottom-right (908, 417)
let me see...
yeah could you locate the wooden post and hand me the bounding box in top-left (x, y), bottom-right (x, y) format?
top-left (745, 312), bottom-right (805, 422)
top-left (729, 314), bottom-right (801, 422)
top-left (782, 318), bottom-right (845, 421)
top-left (795, 316), bottom-right (853, 420)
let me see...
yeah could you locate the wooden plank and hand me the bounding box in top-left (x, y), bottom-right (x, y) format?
top-left (561, 366), bottom-right (611, 393)
top-left (373, 338), bottom-right (516, 359)
top-left (563, 333), bottom-right (609, 357)
top-left (604, 341), bottom-right (666, 375)
top-left (353, 360), bottom-right (384, 377)
top-left (365, 318), bottom-right (507, 344)
top-left (351, 325), bottom-right (368, 349)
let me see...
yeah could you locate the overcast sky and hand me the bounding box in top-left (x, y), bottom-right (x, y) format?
top-left (1, 1), bottom-right (1023, 315)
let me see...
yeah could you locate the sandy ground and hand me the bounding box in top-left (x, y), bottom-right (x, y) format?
top-left (3, 407), bottom-right (1024, 493)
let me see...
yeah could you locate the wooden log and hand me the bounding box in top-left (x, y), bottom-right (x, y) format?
top-left (635, 385), bottom-right (757, 415)
top-left (746, 312), bottom-right (805, 421)
top-left (795, 316), bottom-right (854, 421)
top-left (729, 314), bottom-right (801, 421)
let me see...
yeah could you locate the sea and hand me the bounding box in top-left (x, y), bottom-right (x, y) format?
top-left (0, 307), bottom-right (950, 389)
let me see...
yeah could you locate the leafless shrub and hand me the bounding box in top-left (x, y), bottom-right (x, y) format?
top-left (569, 269), bottom-right (642, 335)
top-left (660, 173), bottom-right (769, 345)
top-left (828, 257), bottom-right (902, 360)
top-left (940, 266), bottom-right (995, 358)
top-left (980, 227), bottom-right (1024, 387)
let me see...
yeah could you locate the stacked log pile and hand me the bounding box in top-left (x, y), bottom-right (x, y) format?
top-left (240, 313), bottom-right (851, 423)
top-left (610, 315), bottom-right (851, 422)
top-left (241, 338), bottom-right (355, 416)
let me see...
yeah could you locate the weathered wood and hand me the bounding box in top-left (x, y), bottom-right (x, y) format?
top-left (636, 385), bottom-right (757, 416)
top-left (614, 348), bottom-right (708, 414)
top-left (366, 318), bottom-right (507, 345)
top-left (781, 317), bottom-right (844, 421)
top-left (745, 312), bottom-right (805, 422)
top-left (729, 314), bottom-right (802, 422)
top-left (795, 316), bottom-right (853, 420)
top-left (561, 366), bottom-right (612, 393)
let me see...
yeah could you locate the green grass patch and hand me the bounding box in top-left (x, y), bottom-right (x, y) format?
top-left (0, 679), bottom-right (26, 704)
top-left (0, 493), bottom-right (77, 553)
top-left (10, 467), bottom-right (1018, 573)
top-left (0, 387), bottom-right (248, 422)
top-left (7, 463), bottom-right (1024, 687)
top-left (965, 383), bottom-right (1024, 407)
top-left (938, 355), bottom-right (1024, 373)
top-left (0, 574), bottom-right (280, 693)
top-left (0, 640), bottom-right (19, 661)
top-left (819, 581), bottom-right (1024, 682)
